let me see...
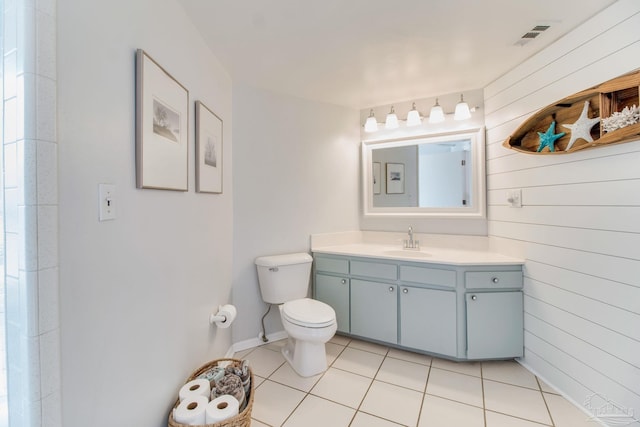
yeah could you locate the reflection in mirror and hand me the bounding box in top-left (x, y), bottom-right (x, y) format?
top-left (362, 128), bottom-right (485, 218)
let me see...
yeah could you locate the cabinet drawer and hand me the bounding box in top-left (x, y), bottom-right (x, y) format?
top-left (350, 260), bottom-right (397, 280)
top-left (314, 256), bottom-right (349, 274)
top-left (399, 265), bottom-right (455, 288)
top-left (465, 271), bottom-right (523, 289)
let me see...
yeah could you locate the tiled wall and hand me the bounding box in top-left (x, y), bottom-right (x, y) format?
top-left (3, 0), bottom-right (60, 426)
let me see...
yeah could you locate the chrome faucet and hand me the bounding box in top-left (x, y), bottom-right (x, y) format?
top-left (403, 226), bottom-right (420, 250)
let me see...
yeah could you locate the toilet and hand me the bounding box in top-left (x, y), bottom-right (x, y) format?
top-left (255, 253), bottom-right (337, 377)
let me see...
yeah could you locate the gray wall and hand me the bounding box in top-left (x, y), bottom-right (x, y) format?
top-left (58, 0), bottom-right (234, 426)
top-left (485, 0), bottom-right (640, 417)
top-left (231, 84), bottom-right (360, 344)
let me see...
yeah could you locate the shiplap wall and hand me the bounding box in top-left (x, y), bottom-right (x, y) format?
top-left (484, 0), bottom-right (640, 421)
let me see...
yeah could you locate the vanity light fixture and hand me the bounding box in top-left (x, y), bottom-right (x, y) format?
top-left (364, 109), bottom-right (378, 133)
top-left (406, 102), bottom-right (422, 127)
top-left (454, 94), bottom-right (471, 121)
top-left (385, 106), bottom-right (399, 129)
top-left (428, 98), bottom-right (445, 124)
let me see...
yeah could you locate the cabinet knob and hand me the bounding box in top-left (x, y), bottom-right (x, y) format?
top-left (471, 295), bottom-right (477, 301)
top-left (389, 286), bottom-right (395, 292)
top-left (491, 277), bottom-right (499, 284)
top-left (402, 288), bottom-right (408, 294)
top-left (340, 279), bottom-right (347, 285)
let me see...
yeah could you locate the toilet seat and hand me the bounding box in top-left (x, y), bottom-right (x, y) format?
top-left (282, 298), bottom-right (335, 328)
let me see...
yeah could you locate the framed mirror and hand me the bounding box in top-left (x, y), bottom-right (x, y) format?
top-left (362, 127), bottom-right (486, 218)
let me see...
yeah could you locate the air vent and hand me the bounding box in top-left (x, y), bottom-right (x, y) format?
top-left (515, 23), bottom-right (552, 46)
top-left (521, 32), bottom-right (540, 39)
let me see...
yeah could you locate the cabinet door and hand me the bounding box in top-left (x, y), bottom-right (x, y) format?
top-left (351, 279), bottom-right (397, 343)
top-left (400, 287), bottom-right (457, 357)
top-left (315, 274), bottom-right (350, 333)
top-left (466, 291), bottom-right (523, 359)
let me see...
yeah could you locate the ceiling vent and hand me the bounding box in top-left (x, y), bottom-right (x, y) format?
top-left (515, 24), bottom-right (551, 46)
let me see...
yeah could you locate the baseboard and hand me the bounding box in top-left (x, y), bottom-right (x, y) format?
top-left (231, 330), bottom-right (288, 355)
top-left (516, 359), bottom-right (610, 427)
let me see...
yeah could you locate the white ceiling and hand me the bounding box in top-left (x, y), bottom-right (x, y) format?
top-left (177, 0), bottom-right (617, 109)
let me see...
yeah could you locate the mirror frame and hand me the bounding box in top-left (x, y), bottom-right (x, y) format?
top-left (362, 127), bottom-right (486, 218)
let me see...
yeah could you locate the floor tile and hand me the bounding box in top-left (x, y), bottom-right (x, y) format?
top-left (350, 411), bottom-right (404, 427)
top-left (426, 367), bottom-right (483, 407)
top-left (332, 347), bottom-right (384, 378)
top-left (263, 338), bottom-right (287, 353)
top-left (482, 360), bottom-right (539, 389)
top-left (250, 419), bottom-right (270, 427)
top-left (483, 380), bottom-right (552, 425)
top-left (326, 342), bottom-right (345, 366)
top-left (253, 375), bottom-right (266, 389)
top-left (387, 347), bottom-right (432, 366)
top-left (283, 394), bottom-right (355, 427)
top-left (360, 380), bottom-right (423, 426)
top-left (418, 394), bottom-right (484, 427)
top-left (270, 361), bottom-right (322, 392)
top-left (538, 378), bottom-right (559, 394)
top-left (252, 380), bottom-right (305, 426)
top-left (485, 410), bottom-right (551, 426)
top-left (233, 347), bottom-right (255, 359)
top-left (545, 392), bottom-right (599, 427)
top-left (310, 367), bottom-right (372, 409)
top-left (376, 357), bottom-right (430, 392)
top-left (244, 346), bottom-right (286, 378)
top-left (329, 334), bottom-right (351, 346)
top-left (431, 357), bottom-right (481, 377)
top-left (348, 339), bottom-right (389, 355)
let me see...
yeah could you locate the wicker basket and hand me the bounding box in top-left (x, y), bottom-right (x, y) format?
top-left (168, 358), bottom-right (254, 427)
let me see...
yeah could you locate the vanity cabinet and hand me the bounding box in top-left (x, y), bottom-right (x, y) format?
top-left (313, 253), bottom-right (524, 360)
top-left (315, 274), bottom-right (350, 333)
top-left (400, 286), bottom-right (456, 357)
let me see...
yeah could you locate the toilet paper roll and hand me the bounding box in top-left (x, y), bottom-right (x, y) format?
top-left (174, 395), bottom-right (208, 426)
top-left (215, 304), bottom-right (237, 328)
top-left (206, 395), bottom-right (239, 424)
top-left (179, 378), bottom-right (211, 401)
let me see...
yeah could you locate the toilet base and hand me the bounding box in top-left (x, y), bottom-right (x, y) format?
top-left (282, 336), bottom-right (329, 377)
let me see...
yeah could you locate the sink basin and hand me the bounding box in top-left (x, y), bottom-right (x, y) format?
top-left (383, 250), bottom-right (431, 259)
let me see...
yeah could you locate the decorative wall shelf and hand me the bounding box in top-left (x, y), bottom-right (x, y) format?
top-left (504, 70), bottom-right (640, 154)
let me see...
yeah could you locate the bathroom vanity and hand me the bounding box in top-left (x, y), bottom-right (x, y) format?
top-left (312, 244), bottom-right (524, 361)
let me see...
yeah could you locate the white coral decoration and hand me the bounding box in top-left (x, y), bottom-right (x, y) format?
top-left (602, 104), bottom-right (640, 133)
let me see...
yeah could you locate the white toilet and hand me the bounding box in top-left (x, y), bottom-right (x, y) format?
top-left (255, 253), bottom-right (337, 377)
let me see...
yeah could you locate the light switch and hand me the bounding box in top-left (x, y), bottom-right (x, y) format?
top-left (507, 189), bottom-right (522, 208)
top-left (99, 184), bottom-right (116, 221)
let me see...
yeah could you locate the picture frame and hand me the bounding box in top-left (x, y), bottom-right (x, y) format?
top-left (135, 49), bottom-right (189, 191)
top-left (372, 162), bottom-right (381, 195)
top-left (195, 101), bottom-right (223, 193)
top-left (386, 163), bottom-right (405, 194)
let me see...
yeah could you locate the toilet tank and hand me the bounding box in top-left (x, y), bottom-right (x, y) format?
top-left (255, 253), bottom-right (313, 304)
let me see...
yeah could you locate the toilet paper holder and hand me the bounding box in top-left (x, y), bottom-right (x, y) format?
top-left (209, 304), bottom-right (237, 327)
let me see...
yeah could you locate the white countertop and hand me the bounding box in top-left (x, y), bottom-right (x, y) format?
top-left (312, 243), bottom-right (524, 266)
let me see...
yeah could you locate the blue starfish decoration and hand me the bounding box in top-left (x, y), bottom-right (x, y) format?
top-left (537, 121), bottom-right (566, 152)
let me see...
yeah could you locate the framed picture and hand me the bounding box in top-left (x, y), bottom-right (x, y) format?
top-left (135, 49), bottom-right (189, 190)
top-left (372, 162), bottom-right (381, 195)
top-left (386, 163), bottom-right (405, 194)
top-left (195, 101), bottom-right (223, 193)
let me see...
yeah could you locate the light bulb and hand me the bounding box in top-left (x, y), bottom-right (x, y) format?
top-left (454, 94), bottom-right (471, 121)
top-left (385, 106), bottom-right (399, 129)
top-left (429, 98), bottom-right (445, 123)
top-left (406, 103), bottom-right (422, 126)
top-left (364, 109), bottom-right (378, 132)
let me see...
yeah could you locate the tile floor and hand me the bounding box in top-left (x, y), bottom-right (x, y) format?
top-left (234, 335), bottom-right (597, 427)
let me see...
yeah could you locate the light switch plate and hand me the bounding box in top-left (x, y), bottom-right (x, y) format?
top-left (507, 189), bottom-right (522, 208)
top-left (99, 184), bottom-right (116, 221)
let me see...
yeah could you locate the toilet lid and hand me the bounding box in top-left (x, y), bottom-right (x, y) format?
top-left (282, 298), bottom-right (336, 328)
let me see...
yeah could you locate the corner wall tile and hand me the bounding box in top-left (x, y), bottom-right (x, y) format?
top-left (24, 395), bottom-right (42, 427)
top-left (36, 141), bottom-right (57, 205)
top-left (18, 138), bottom-right (38, 206)
top-left (36, 10), bottom-right (55, 80)
top-left (5, 233), bottom-right (20, 278)
top-left (4, 140), bottom-right (18, 188)
top-left (18, 72), bottom-right (37, 140)
top-left (41, 389), bottom-right (61, 427)
top-left (18, 205), bottom-right (38, 271)
top-left (4, 50), bottom-right (17, 98)
top-left (36, 0), bottom-right (55, 17)
top-left (5, 276), bottom-right (21, 326)
top-left (36, 76), bottom-right (56, 142)
top-left (37, 205), bottom-right (58, 269)
top-left (5, 188), bottom-right (19, 232)
top-left (4, 98), bottom-right (17, 143)
top-left (23, 335), bottom-right (41, 401)
top-left (39, 329), bottom-right (60, 397)
top-left (38, 267), bottom-right (58, 333)
top-left (4, 4), bottom-right (17, 53)
top-left (19, 269), bottom-right (39, 337)
top-left (17, 5), bottom-right (36, 75)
